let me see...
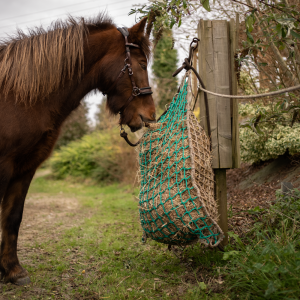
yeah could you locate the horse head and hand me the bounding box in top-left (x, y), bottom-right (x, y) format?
top-left (90, 17), bottom-right (156, 132)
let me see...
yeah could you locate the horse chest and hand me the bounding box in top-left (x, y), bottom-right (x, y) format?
top-left (0, 101), bottom-right (60, 161)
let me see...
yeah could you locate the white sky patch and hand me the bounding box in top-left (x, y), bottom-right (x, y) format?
top-left (0, 0), bottom-right (190, 125)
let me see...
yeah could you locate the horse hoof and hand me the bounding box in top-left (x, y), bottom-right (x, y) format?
top-left (14, 276), bottom-right (31, 286)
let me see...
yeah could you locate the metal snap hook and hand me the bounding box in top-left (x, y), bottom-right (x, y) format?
top-left (120, 126), bottom-right (125, 134)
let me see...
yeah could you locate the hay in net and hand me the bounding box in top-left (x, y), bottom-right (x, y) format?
top-left (138, 78), bottom-right (224, 247)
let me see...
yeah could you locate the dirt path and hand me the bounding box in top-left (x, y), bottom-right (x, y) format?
top-left (18, 169), bottom-right (83, 246)
top-left (19, 193), bottom-right (80, 246)
top-left (0, 175), bottom-right (87, 298)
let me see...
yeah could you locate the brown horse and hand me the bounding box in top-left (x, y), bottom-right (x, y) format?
top-left (0, 14), bottom-right (155, 285)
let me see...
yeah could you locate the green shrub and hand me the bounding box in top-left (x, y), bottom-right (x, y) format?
top-left (268, 189), bottom-right (300, 237)
top-left (224, 189), bottom-right (300, 299)
top-left (239, 102), bottom-right (300, 163)
top-left (225, 237), bottom-right (300, 299)
top-left (50, 130), bottom-right (137, 183)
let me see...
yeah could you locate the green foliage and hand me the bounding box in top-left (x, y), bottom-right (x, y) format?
top-left (130, 0), bottom-right (203, 33)
top-left (152, 29), bottom-right (178, 109)
top-left (244, 5), bottom-right (300, 50)
top-left (269, 189), bottom-right (300, 237)
top-left (131, 1), bottom-right (300, 49)
top-left (239, 102), bottom-right (300, 163)
top-left (55, 102), bottom-right (89, 149)
top-left (247, 188), bottom-right (300, 244)
top-left (51, 129), bottom-right (135, 183)
top-left (224, 190), bottom-right (300, 299)
top-left (226, 238), bottom-right (300, 299)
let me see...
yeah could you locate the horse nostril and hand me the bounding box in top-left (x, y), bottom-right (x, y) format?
top-left (152, 113), bottom-right (156, 120)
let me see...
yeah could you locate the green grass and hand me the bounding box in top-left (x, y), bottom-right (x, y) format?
top-left (223, 190), bottom-right (300, 300)
top-left (3, 176), bottom-right (300, 299)
top-left (225, 236), bottom-right (300, 300)
top-left (1, 177), bottom-right (225, 300)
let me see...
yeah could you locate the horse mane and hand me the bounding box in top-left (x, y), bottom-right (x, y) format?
top-left (0, 13), bottom-right (116, 104)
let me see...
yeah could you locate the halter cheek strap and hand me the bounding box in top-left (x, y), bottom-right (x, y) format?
top-left (102, 27), bottom-right (153, 114)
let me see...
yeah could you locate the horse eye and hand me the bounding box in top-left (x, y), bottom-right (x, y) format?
top-left (140, 63), bottom-right (147, 70)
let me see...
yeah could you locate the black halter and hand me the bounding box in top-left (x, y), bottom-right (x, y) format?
top-left (102, 27), bottom-right (152, 114)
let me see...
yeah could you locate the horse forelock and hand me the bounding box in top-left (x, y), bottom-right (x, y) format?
top-left (0, 13), bottom-right (115, 105)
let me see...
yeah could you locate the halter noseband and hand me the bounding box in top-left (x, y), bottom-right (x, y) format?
top-left (102, 27), bottom-right (152, 114)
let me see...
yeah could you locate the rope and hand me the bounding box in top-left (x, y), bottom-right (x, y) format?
top-left (197, 84), bottom-right (300, 99)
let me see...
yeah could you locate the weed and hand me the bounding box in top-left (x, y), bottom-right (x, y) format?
top-left (224, 189), bottom-right (300, 299)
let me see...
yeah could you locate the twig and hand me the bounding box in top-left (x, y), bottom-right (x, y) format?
top-left (230, 0), bottom-right (257, 11)
top-left (137, 279), bottom-right (148, 290)
top-left (150, 271), bottom-right (168, 278)
top-left (116, 275), bottom-right (131, 287)
top-left (134, 250), bottom-right (145, 258)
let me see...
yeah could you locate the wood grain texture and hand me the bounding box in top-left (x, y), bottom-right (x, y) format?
top-left (213, 21), bottom-right (232, 169)
top-left (214, 169), bottom-right (228, 246)
top-left (198, 20), bottom-right (233, 168)
top-left (198, 20), bottom-right (220, 167)
top-left (230, 16), bottom-right (241, 168)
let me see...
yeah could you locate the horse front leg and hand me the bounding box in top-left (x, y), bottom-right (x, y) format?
top-left (0, 170), bottom-right (35, 285)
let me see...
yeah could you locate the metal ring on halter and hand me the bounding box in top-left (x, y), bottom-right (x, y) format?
top-left (132, 87), bottom-right (140, 96)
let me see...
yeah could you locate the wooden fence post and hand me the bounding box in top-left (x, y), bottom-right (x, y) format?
top-left (198, 18), bottom-right (240, 247)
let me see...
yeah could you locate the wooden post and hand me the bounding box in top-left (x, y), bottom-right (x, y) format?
top-left (230, 15), bottom-right (241, 168)
top-left (215, 169), bottom-right (228, 246)
top-left (198, 19), bottom-right (240, 247)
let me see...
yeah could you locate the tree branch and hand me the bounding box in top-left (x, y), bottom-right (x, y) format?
top-left (257, 0), bottom-right (300, 23)
top-left (246, 0), bottom-right (299, 85)
top-left (229, 0), bottom-right (300, 22)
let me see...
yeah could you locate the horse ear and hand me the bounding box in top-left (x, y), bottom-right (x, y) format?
top-left (128, 17), bottom-right (148, 41)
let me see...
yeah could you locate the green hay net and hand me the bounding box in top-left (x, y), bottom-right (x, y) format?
top-left (138, 76), bottom-right (224, 247)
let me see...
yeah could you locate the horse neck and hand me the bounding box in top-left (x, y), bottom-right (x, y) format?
top-left (53, 30), bottom-right (117, 117)
top-left (83, 29), bottom-right (121, 91)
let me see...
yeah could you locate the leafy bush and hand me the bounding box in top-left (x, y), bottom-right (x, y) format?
top-left (269, 189), bottom-right (300, 237)
top-left (239, 102), bottom-right (300, 163)
top-left (224, 189), bottom-right (300, 299)
top-left (50, 129), bottom-right (137, 183)
top-left (56, 102), bottom-right (89, 149)
top-left (225, 237), bottom-right (300, 299)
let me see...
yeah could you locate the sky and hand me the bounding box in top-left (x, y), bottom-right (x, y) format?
top-left (0, 0), bottom-right (149, 124)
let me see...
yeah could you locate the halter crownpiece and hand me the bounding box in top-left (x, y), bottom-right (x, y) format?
top-left (102, 26), bottom-right (152, 115)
